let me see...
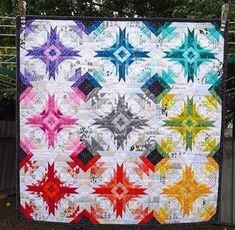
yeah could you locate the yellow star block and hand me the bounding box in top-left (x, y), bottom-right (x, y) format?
top-left (160, 138), bottom-right (175, 153)
top-left (164, 98), bottom-right (214, 150)
top-left (155, 158), bottom-right (172, 174)
top-left (204, 95), bottom-right (218, 109)
top-left (161, 94), bottom-right (175, 110)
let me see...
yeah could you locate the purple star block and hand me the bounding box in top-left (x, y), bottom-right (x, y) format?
top-left (70, 21), bottom-right (85, 38)
top-left (26, 27), bottom-right (80, 80)
top-left (20, 70), bottom-right (35, 87)
top-left (20, 19), bottom-right (37, 37)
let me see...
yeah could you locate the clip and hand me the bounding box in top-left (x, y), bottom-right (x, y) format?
top-left (18, 0), bottom-right (26, 17)
top-left (113, 11), bottom-right (118, 17)
top-left (221, 3), bottom-right (229, 31)
top-left (18, 0), bottom-right (26, 29)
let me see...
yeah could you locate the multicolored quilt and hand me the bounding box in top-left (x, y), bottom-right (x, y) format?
top-left (17, 17), bottom-right (226, 225)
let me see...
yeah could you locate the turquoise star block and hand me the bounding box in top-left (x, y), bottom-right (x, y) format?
top-left (164, 29), bottom-right (216, 82)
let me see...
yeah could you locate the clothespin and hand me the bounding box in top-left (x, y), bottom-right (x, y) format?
top-left (113, 11), bottom-right (118, 17)
top-left (18, 0), bottom-right (26, 17)
top-left (221, 3), bottom-right (229, 32)
top-left (18, 0), bottom-right (26, 28)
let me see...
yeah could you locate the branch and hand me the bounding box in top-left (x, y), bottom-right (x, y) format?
top-left (88, 1), bottom-right (133, 16)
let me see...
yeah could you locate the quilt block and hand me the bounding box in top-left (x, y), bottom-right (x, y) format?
top-left (17, 17), bottom-right (226, 225)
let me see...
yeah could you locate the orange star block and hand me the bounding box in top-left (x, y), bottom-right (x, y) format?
top-left (162, 166), bottom-right (211, 216)
top-left (154, 207), bottom-right (169, 224)
top-left (200, 204), bottom-right (216, 221)
top-left (93, 164), bottom-right (146, 217)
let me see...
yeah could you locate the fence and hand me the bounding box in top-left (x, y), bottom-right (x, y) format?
top-left (0, 120), bottom-right (16, 195)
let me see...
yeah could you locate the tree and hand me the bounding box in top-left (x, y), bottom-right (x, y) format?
top-left (0, 0), bottom-right (234, 124)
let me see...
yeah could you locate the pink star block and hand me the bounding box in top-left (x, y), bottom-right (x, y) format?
top-left (26, 95), bottom-right (77, 148)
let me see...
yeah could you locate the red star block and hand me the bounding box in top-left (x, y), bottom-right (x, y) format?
top-left (93, 164), bottom-right (146, 217)
top-left (26, 95), bottom-right (77, 148)
top-left (26, 163), bottom-right (78, 215)
top-left (134, 156), bottom-right (155, 178)
top-left (68, 143), bottom-right (100, 173)
top-left (133, 205), bottom-right (154, 224)
top-left (19, 138), bottom-right (33, 172)
top-left (70, 208), bottom-right (99, 224)
top-left (20, 202), bottom-right (36, 220)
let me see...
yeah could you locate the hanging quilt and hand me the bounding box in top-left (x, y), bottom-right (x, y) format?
top-left (17, 16), bottom-right (227, 226)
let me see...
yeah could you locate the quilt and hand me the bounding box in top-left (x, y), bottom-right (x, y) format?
top-left (17, 16), bottom-right (226, 225)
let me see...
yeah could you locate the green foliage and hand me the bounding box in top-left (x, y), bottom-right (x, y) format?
top-left (172, 0), bottom-right (222, 18)
top-left (0, 0), bottom-right (234, 122)
top-left (0, 0), bottom-right (231, 18)
top-left (0, 0), bottom-right (17, 16)
top-left (0, 1), bottom-right (17, 105)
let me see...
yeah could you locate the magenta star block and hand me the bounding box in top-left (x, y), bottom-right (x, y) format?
top-left (26, 95), bottom-right (77, 148)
